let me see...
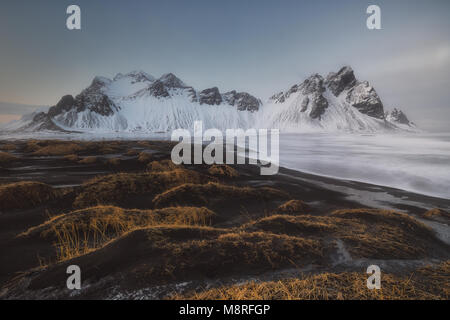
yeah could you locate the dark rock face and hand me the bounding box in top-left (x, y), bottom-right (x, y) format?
top-left (85, 95), bottom-right (116, 116)
top-left (388, 108), bottom-right (411, 125)
top-left (299, 74), bottom-right (325, 95)
top-left (144, 73), bottom-right (195, 99)
top-left (224, 91), bottom-right (261, 112)
top-left (48, 77), bottom-right (118, 119)
top-left (326, 66), bottom-right (384, 119)
top-left (159, 73), bottom-right (186, 88)
top-left (116, 71), bottom-right (153, 84)
top-left (223, 90), bottom-right (237, 105)
top-left (271, 75), bottom-right (327, 118)
top-left (309, 94), bottom-right (329, 119)
top-left (47, 95), bottom-right (75, 117)
top-left (223, 91), bottom-right (261, 111)
top-left (325, 66), bottom-right (357, 96)
top-left (199, 87), bottom-right (223, 105)
top-left (89, 76), bottom-right (111, 92)
top-left (233, 92), bottom-right (261, 112)
top-left (270, 92), bottom-right (285, 103)
top-left (298, 75), bottom-right (328, 119)
top-left (187, 87), bottom-right (198, 103)
top-left (73, 78), bottom-right (117, 116)
top-left (283, 84), bottom-right (300, 100)
top-left (346, 81), bottom-right (384, 119)
top-left (148, 80), bottom-right (170, 98)
top-left (27, 112), bottom-right (67, 132)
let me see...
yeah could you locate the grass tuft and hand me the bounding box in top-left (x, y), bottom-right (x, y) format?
top-left (0, 182), bottom-right (56, 211)
top-left (63, 154), bottom-right (79, 162)
top-left (207, 165), bottom-right (239, 178)
top-left (73, 169), bottom-right (208, 208)
top-left (138, 152), bottom-right (153, 163)
top-left (78, 156), bottom-right (97, 164)
top-left (106, 158), bottom-right (121, 166)
top-left (275, 200), bottom-right (311, 215)
top-left (147, 160), bottom-right (178, 172)
top-left (330, 209), bottom-right (441, 259)
top-left (20, 205), bottom-right (215, 261)
top-left (153, 182), bottom-right (288, 208)
top-left (32, 142), bottom-right (83, 156)
top-left (0, 151), bottom-right (18, 165)
top-left (423, 208), bottom-right (449, 220)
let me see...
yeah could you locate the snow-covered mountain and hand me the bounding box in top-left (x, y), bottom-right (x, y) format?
top-left (2, 67), bottom-right (416, 134)
top-left (257, 66), bottom-right (416, 132)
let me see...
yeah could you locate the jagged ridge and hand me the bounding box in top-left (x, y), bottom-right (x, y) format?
top-left (2, 67), bottom-right (416, 133)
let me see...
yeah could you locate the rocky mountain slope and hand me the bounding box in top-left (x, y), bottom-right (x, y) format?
top-left (2, 67), bottom-right (416, 133)
top-left (257, 66), bottom-right (415, 132)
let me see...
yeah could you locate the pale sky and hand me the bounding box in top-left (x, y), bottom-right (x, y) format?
top-left (0, 0), bottom-right (449, 131)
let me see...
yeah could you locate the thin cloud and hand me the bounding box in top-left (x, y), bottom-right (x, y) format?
top-left (0, 101), bottom-right (46, 115)
top-left (362, 44), bottom-right (450, 77)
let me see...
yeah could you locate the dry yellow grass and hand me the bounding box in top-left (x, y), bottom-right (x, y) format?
top-left (0, 143), bottom-right (16, 151)
top-left (32, 142), bottom-right (83, 156)
top-left (137, 141), bottom-right (154, 148)
top-left (423, 208), bottom-right (449, 220)
top-left (207, 164), bottom-right (239, 178)
top-left (241, 210), bottom-right (444, 260)
top-left (73, 169), bottom-right (208, 208)
top-left (0, 151), bottom-right (18, 164)
top-left (106, 158), bottom-right (121, 166)
top-left (20, 205), bottom-right (215, 261)
top-left (147, 160), bottom-right (178, 172)
top-left (330, 209), bottom-right (439, 259)
top-left (97, 146), bottom-right (120, 155)
top-left (153, 182), bottom-right (288, 208)
top-left (243, 214), bottom-right (338, 236)
top-left (126, 149), bottom-right (140, 156)
top-left (275, 200), bottom-right (311, 215)
top-left (78, 156), bottom-right (98, 164)
top-left (0, 181), bottom-right (56, 211)
top-left (63, 154), bottom-right (79, 162)
top-left (23, 140), bottom-right (47, 153)
top-left (138, 152), bottom-right (153, 163)
top-left (173, 261), bottom-right (450, 300)
top-left (26, 140), bottom-right (123, 157)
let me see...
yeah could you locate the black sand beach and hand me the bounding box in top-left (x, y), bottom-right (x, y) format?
top-left (0, 139), bottom-right (448, 299)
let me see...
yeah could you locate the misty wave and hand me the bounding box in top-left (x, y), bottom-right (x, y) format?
top-left (280, 133), bottom-right (450, 200)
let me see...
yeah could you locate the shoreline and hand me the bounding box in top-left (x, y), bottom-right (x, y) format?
top-left (2, 131), bottom-right (450, 200)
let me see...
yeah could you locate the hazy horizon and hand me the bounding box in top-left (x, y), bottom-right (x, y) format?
top-left (1, 0), bottom-right (449, 131)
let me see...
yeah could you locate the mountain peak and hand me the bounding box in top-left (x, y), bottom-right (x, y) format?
top-left (386, 108), bottom-right (412, 126)
top-left (91, 76), bottom-right (112, 87)
top-left (346, 81), bottom-right (384, 119)
top-left (199, 87), bottom-right (222, 105)
top-left (114, 70), bottom-right (155, 83)
top-left (159, 73), bottom-right (186, 88)
top-left (325, 65), bottom-right (357, 96)
top-left (299, 74), bottom-right (325, 95)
